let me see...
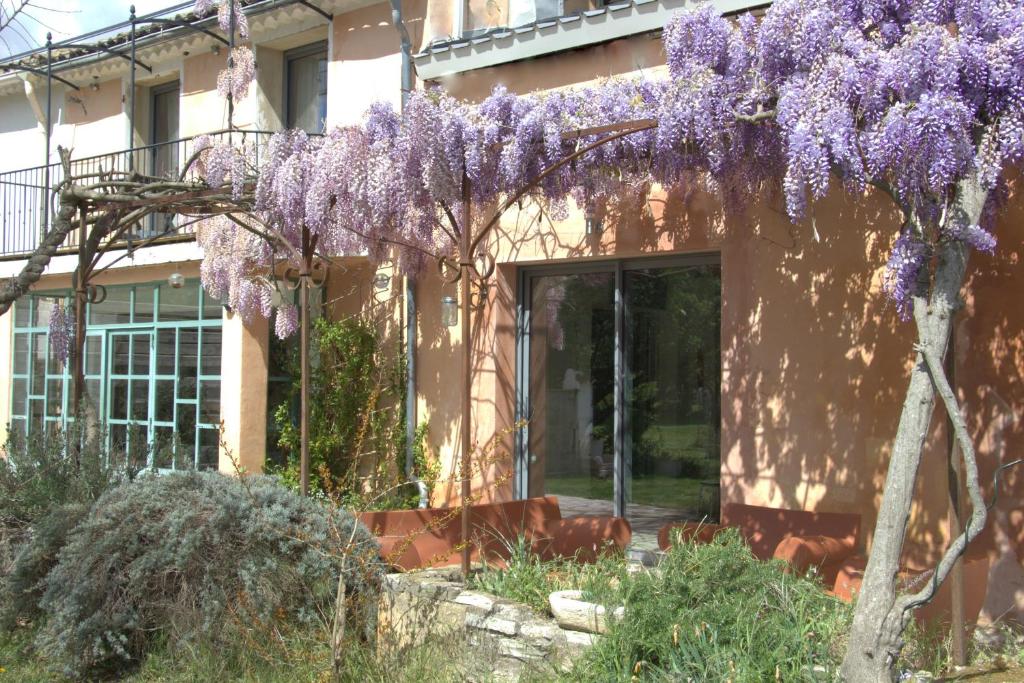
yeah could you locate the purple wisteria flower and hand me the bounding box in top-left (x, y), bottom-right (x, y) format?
top-left (48, 301), bottom-right (74, 367)
top-left (189, 0), bottom-right (1022, 326)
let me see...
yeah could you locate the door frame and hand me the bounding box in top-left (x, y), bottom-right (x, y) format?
top-left (514, 252), bottom-right (721, 518)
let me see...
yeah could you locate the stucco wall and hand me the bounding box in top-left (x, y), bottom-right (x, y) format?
top-left (60, 78), bottom-right (127, 160)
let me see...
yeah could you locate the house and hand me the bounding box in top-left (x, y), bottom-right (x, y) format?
top-left (0, 0), bottom-right (1021, 628)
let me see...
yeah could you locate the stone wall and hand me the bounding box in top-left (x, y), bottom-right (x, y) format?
top-left (377, 569), bottom-right (598, 682)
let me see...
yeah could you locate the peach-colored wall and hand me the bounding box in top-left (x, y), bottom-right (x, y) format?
top-left (328, 0), bottom-right (428, 127)
top-left (182, 52), bottom-right (230, 135)
top-left (390, 23), bottom-right (1024, 624)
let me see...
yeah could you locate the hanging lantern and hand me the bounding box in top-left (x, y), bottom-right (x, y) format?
top-left (441, 295), bottom-right (458, 327)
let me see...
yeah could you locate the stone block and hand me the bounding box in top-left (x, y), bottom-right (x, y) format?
top-left (454, 590), bottom-right (497, 614)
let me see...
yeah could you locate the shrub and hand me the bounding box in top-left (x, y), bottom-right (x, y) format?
top-left (0, 421), bottom-right (140, 533)
top-left (1, 503), bottom-right (89, 629)
top-left (33, 471), bottom-right (383, 679)
top-left (270, 316), bottom-right (410, 505)
top-left (569, 529), bottom-right (851, 681)
top-left (1, 421), bottom-right (142, 618)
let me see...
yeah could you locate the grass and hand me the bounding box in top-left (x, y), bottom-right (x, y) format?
top-left (0, 621), bottom-right (469, 683)
top-left (545, 474), bottom-right (704, 511)
top-left (470, 535), bottom-right (629, 613)
top-left (643, 423), bottom-right (714, 459)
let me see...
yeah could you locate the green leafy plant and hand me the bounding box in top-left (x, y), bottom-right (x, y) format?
top-left (569, 529), bottom-right (852, 681)
top-left (270, 316), bottom-right (412, 507)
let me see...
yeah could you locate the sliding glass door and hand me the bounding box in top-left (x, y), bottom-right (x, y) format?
top-left (519, 258), bottom-right (721, 536)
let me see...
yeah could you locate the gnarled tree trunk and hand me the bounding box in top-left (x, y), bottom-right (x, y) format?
top-left (841, 175), bottom-right (990, 681)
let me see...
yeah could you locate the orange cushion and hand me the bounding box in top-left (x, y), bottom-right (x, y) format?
top-left (537, 516), bottom-right (632, 563)
top-left (657, 522), bottom-right (727, 551)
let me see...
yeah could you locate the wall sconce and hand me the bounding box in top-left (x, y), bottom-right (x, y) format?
top-left (211, 44), bottom-right (221, 56)
top-left (167, 272), bottom-right (185, 289)
top-left (89, 79), bottom-right (100, 92)
top-left (441, 295), bottom-right (458, 327)
top-left (373, 272), bottom-right (390, 291)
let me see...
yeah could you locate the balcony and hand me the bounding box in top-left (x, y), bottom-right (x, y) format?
top-left (0, 129), bottom-right (277, 260)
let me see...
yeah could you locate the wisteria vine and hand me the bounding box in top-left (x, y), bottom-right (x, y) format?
top-left (192, 0), bottom-right (1023, 333)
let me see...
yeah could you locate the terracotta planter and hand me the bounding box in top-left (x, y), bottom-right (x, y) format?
top-left (548, 589), bottom-right (624, 634)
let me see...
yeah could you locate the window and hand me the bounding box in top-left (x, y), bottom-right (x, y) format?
top-left (285, 43), bottom-right (328, 133)
top-left (518, 258), bottom-right (722, 536)
top-left (463, 0), bottom-right (565, 37)
top-left (10, 281), bottom-right (223, 470)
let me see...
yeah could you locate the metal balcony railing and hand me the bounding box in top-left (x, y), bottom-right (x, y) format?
top-left (0, 129), bottom-right (277, 259)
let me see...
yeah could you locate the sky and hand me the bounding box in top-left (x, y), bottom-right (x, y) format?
top-left (1, 0), bottom-right (184, 58)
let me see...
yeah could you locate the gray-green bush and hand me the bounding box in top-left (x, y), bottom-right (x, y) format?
top-left (32, 471), bottom-right (383, 679)
top-left (1, 502), bottom-right (89, 629)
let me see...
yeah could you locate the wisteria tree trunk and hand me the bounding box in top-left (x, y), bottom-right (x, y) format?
top-left (842, 175), bottom-right (990, 682)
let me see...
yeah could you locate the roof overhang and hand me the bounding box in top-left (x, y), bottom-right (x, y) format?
top-left (414, 0), bottom-right (767, 81)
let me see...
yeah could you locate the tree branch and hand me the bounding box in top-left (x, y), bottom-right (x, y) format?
top-left (894, 339), bottom-right (987, 615)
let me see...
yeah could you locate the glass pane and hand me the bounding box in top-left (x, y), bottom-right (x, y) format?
top-left (85, 336), bottom-right (102, 375)
top-left (135, 286), bottom-right (155, 323)
top-left (198, 428), bottom-right (219, 470)
top-left (13, 333), bottom-right (28, 374)
top-left (31, 333), bottom-right (46, 394)
top-left (10, 418), bottom-right (26, 441)
top-left (33, 297), bottom-right (55, 327)
top-left (131, 379), bottom-right (150, 421)
top-left (176, 403), bottom-right (196, 465)
top-left (199, 380), bottom-right (220, 424)
top-left (200, 329), bottom-right (221, 376)
top-left (287, 48), bottom-right (327, 133)
top-left (12, 378), bottom-right (27, 415)
top-left (156, 329), bottom-right (176, 375)
top-left (14, 299), bottom-right (29, 328)
top-left (127, 423), bottom-right (150, 467)
top-left (201, 289), bottom-right (222, 320)
top-left (155, 380), bottom-right (175, 422)
top-left (89, 287), bottom-right (132, 325)
top-left (110, 424), bottom-right (128, 456)
top-left (624, 265), bottom-right (722, 524)
top-left (152, 426), bottom-right (175, 468)
top-left (159, 282), bottom-right (199, 321)
top-left (132, 334), bottom-right (151, 374)
top-left (527, 272), bottom-right (616, 518)
top-left (46, 379), bottom-right (63, 417)
top-left (111, 335), bottom-right (130, 375)
top-left (85, 379), bottom-right (101, 413)
top-left (177, 329), bottom-right (198, 398)
top-left (29, 399), bottom-right (44, 432)
top-left (110, 379), bottom-right (129, 420)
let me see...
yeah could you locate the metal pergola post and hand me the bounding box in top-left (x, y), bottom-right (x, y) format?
top-left (446, 118), bottom-right (658, 577)
top-left (129, 5), bottom-right (137, 173)
top-left (43, 33), bottom-right (52, 236)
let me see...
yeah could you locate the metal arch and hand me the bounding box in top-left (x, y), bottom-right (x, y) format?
top-left (1, 65), bottom-right (80, 90)
top-left (60, 43), bottom-right (153, 73)
top-left (139, 18), bottom-right (230, 45)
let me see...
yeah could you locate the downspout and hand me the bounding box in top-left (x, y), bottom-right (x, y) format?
top-left (389, 0), bottom-right (427, 509)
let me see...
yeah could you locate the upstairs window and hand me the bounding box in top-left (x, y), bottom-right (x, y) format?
top-left (464, 0), bottom-right (570, 36)
top-left (285, 42), bottom-right (328, 133)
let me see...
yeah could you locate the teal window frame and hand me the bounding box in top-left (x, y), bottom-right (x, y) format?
top-left (10, 279), bottom-right (223, 470)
